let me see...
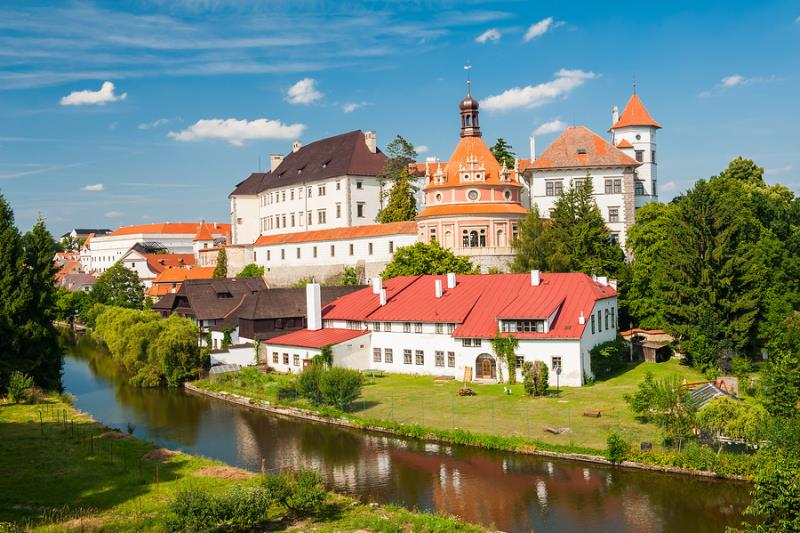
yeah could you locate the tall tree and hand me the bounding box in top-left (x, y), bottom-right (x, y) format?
top-left (510, 205), bottom-right (557, 273)
top-left (91, 263), bottom-right (145, 309)
top-left (377, 135), bottom-right (418, 223)
top-left (213, 248), bottom-right (228, 278)
top-left (381, 241), bottom-right (477, 279)
top-left (490, 138), bottom-right (516, 169)
top-left (237, 263), bottom-right (264, 278)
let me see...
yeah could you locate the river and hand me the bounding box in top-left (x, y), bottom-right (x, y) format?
top-left (63, 340), bottom-right (750, 533)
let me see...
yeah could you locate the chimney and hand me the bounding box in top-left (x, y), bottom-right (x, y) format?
top-left (306, 283), bottom-right (322, 331)
top-left (435, 279), bottom-right (443, 298)
top-left (530, 135), bottom-right (536, 161)
top-left (446, 272), bottom-right (456, 289)
top-left (372, 277), bottom-right (382, 295)
top-left (579, 311), bottom-right (586, 325)
top-left (270, 154), bottom-right (283, 172)
top-left (379, 288), bottom-right (387, 306)
top-left (608, 279), bottom-right (618, 289)
top-left (531, 269), bottom-right (541, 286)
top-left (292, 140), bottom-right (302, 153)
top-left (597, 276), bottom-right (608, 286)
top-left (612, 106), bottom-right (619, 126)
top-left (364, 130), bottom-right (377, 153)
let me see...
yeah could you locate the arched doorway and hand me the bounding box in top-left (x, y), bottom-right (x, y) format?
top-left (475, 353), bottom-right (496, 380)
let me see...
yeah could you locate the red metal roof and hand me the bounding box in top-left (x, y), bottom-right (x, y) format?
top-left (322, 273), bottom-right (617, 339)
top-left (266, 328), bottom-right (370, 349)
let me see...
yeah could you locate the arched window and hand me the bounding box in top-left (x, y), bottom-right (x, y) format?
top-left (470, 230), bottom-right (479, 247)
top-left (466, 114), bottom-right (472, 126)
top-left (497, 229), bottom-right (505, 247)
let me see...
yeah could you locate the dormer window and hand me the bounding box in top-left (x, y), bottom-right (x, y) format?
top-left (576, 148), bottom-right (587, 155)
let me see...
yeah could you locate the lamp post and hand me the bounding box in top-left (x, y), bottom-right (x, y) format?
top-left (556, 366), bottom-right (562, 394)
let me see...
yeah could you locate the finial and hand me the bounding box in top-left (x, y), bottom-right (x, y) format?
top-left (464, 64), bottom-right (472, 95)
top-left (633, 75), bottom-right (637, 95)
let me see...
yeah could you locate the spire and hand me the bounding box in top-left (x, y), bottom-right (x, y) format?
top-left (458, 74), bottom-right (481, 138)
top-left (193, 220), bottom-right (214, 242)
top-left (609, 92), bottom-right (661, 130)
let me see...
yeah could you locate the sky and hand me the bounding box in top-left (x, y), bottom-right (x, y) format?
top-left (1, 0), bottom-right (798, 236)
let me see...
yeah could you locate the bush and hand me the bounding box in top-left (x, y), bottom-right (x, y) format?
top-left (165, 484), bottom-right (272, 532)
top-left (319, 367), bottom-right (362, 411)
top-left (217, 485), bottom-right (271, 529)
top-left (265, 469), bottom-right (326, 517)
top-left (297, 363), bottom-right (324, 406)
top-left (7, 371), bottom-right (34, 404)
top-left (164, 486), bottom-right (221, 533)
top-left (606, 432), bottom-right (630, 464)
top-left (521, 361), bottom-right (548, 396)
top-left (590, 337), bottom-right (628, 379)
top-left (458, 387), bottom-right (475, 396)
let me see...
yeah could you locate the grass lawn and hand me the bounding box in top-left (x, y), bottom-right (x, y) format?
top-left (197, 359), bottom-right (705, 452)
top-left (0, 397), bottom-right (482, 531)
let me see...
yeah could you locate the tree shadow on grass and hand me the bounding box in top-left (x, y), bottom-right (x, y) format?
top-left (590, 359), bottom-right (645, 384)
top-left (348, 400), bottom-right (380, 413)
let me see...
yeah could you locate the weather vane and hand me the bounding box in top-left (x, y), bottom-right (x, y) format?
top-left (464, 64), bottom-right (472, 93)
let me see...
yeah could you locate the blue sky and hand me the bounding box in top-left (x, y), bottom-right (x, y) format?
top-left (1, 0), bottom-right (798, 235)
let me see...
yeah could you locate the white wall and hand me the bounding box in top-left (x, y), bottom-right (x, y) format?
top-left (87, 233), bottom-right (196, 273)
top-left (210, 345), bottom-right (258, 367)
top-left (579, 297), bottom-right (620, 380)
top-left (231, 195), bottom-right (261, 245)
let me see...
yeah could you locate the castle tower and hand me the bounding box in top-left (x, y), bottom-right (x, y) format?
top-left (192, 220), bottom-right (215, 258)
top-left (609, 90), bottom-right (661, 203)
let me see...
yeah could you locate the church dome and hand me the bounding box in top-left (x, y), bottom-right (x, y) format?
top-left (459, 94), bottom-right (479, 111)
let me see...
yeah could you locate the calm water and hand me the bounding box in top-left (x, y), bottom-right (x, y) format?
top-left (64, 340), bottom-right (750, 533)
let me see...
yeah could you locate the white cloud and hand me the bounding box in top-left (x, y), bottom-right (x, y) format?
top-left (475, 28), bottom-right (501, 44)
top-left (105, 210), bottom-right (123, 218)
top-left (414, 145), bottom-right (429, 154)
top-left (766, 165), bottom-right (793, 175)
top-left (534, 118), bottom-right (567, 135)
top-left (138, 118), bottom-right (169, 129)
top-left (168, 118), bottom-right (305, 146)
top-left (795, 15), bottom-right (800, 23)
top-left (699, 74), bottom-right (776, 96)
top-left (60, 81), bottom-right (127, 106)
top-left (286, 78), bottom-right (322, 104)
top-left (482, 69), bottom-right (597, 112)
top-left (524, 17), bottom-right (562, 41)
top-left (660, 181), bottom-right (677, 193)
top-left (721, 74), bottom-right (746, 87)
top-left (81, 183), bottom-right (104, 191)
top-left (342, 102), bottom-right (366, 113)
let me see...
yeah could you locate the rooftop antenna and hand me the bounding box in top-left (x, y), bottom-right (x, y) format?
top-left (464, 63), bottom-right (472, 94)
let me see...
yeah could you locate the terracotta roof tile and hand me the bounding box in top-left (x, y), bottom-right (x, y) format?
top-left (110, 222), bottom-right (230, 237)
top-left (254, 221), bottom-right (417, 247)
top-left (610, 94), bottom-right (661, 130)
top-left (144, 254), bottom-right (196, 274)
top-left (531, 126), bottom-right (640, 170)
top-left (417, 202), bottom-right (527, 219)
top-left (422, 137), bottom-right (522, 190)
top-left (151, 266), bottom-right (215, 284)
top-left (193, 221), bottom-right (214, 242)
top-left (266, 328), bottom-right (370, 349)
top-left (616, 139), bottom-right (633, 149)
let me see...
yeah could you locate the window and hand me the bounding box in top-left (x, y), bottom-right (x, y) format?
top-left (373, 348), bottom-right (382, 363)
top-left (307, 211), bottom-right (313, 225)
top-left (296, 248), bottom-right (301, 259)
top-left (614, 179), bottom-right (622, 194)
top-left (611, 307), bottom-right (616, 328)
top-left (652, 150), bottom-right (656, 164)
top-left (605, 179), bottom-right (613, 194)
top-left (635, 180), bottom-right (645, 195)
top-left (467, 189), bottom-right (479, 201)
top-left (404, 349), bottom-right (412, 364)
top-left (290, 190), bottom-right (294, 200)
top-left (591, 314), bottom-right (595, 334)
top-left (574, 178), bottom-right (586, 189)
top-left (552, 356), bottom-right (562, 373)
top-left (635, 150), bottom-right (644, 163)
top-left (372, 322), bottom-right (381, 332)
top-left (435, 351), bottom-right (445, 367)
top-left (415, 350), bottom-right (424, 365)
top-left (385, 348), bottom-right (393, 363)
top-left (336, 181), bottom-right (341, 190)
top-left (299, 187), bottom-right (303, 199)
top-left (276, 318), bottom-right (284, 329)
top-left (608, 207), bottom-right (620, 223)
top-left (383, 322), bottom-right (392, 332)
top-left (430, 227), bottom-right (437, 242)
top-left (515, 356), bottom-right (524, 369)
top-left (357, 203), bottom-right (365, 218)
top-left (605, 309), bottom-right (610, 330)
top-left (318, 209), bottom-right (327, 224)
top-left (546, 181), bottom-right (554, 196)
top-left (447, 323), bottom-right (456, 334)
top-left (389, 241), bottom-right (394, 253)
top-left (447, 352), bottom-right (455, 367)
top-left (435, 323), bottom-right (443, 334)
top-left (502, 320), bottom-right (546, 333)
top-left (307, 186), bottom-right (312, 197)
top-left (462, 338), bottom-right (481, 347)
top-left (282, 214), bottom-right (286, 227)
top-left (347, 320), bottom-right (361, 330)
top-left (336, 203), bottom-right (342, 218)
top-left (403, 322), bottom-right (411, 333)
top-left (313, 246), bottom-right (317, 258)
top-left (356, 181), bottom-right (363, 189)
top-left (267, 250), bottom-right (271, 261)
top-left (282, 191), bottom-right (286, 201)
top-left (347, 243), bottom-right (353, 256)
top-left (597, 310), bottom-right (602, 332)
top-left (414, 322), bottom-right (422, 333)
top-left (318, 185), bottom-right (326, 196)
top-left (293, 354), bottom-right (300, 366)
top-left (368, 242), bottom-right (373, 255)
top-left (281, 249), bottom-right (285, 260)
top-left (610, 233), bottom-right (620, 245)
top-left (272, 352), bottom-right (279, 364)
top-left (330, 244), bottom-right (335, 257)
top-left (283, 353), bottom-right (289, 365)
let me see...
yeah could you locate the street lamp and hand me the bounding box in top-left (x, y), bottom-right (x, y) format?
top-left (556, 366), bottom-right (562, 394)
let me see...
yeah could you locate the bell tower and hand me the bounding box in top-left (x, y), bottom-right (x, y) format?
top-left (459, 80), bottom-right (481, 138)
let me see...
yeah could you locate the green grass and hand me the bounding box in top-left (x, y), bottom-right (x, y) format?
top-left (198, 360), bottom-right (704, 452)
top-left (0, 397), bottom-right (484, 531)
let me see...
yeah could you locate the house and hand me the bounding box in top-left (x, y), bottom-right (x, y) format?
top-left (118, 243), bottom-right (196, 288)
top-left (61, 228), bottom-right (111, 241)
top-left (57, 273), bottom-right (96, 293)
top-left (264, 271), bottom-right (618, 386)
top-left (145, 266), bottom-right (216, 300)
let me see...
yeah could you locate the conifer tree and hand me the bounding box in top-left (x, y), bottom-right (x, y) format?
top-left (490, 138), bottom-right (516, 169)
top-left (377, 135), bottom-right (418, 223)
top-left (0, 192), bottom-right (29, 392)
top-left (510, 205), bottom-right (556, 273)
top-left (213, 248), bottom-right (228, 278)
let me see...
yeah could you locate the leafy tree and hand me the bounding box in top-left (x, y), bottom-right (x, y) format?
top-left (7, 371), bottom-right (34, 403)
top-left (381, 241), bottom-right (477, 279)
top-left (606, 432), bottom-right (630, 464)
top-left (213, 248), bottom-right (228, 278)
top-left (624, 374), bottom-right (697, 449)
top-left (521, 360), bottom-right (548, 396)
top-left (696, 397), bottom-right (767, 452)
top-left (91, 263), bottom-right (144, 309)
top-left (491, 331), bottom-right (519, 384)
top-left (510, 205), bottom-right (557, 273)
top-left (762, 317), bottom-right (800, 419)
top-left (297, 363), bottom-right (324, 405)
top-left (589, 337), bottom-right (629, 379)
top-left (237, 263), bottom-right (264, 278)
top-left (340, 266), bottom-right (358, 286)
top-left (714, 156), bottom-right (765, 185)
top-left (377, 135), bottom-right (418, 223)
top-left (55, 287), bottom-right (90, 326)
top-left (318, 345), bottom-right (333, 369)
top-left (319, 367), bottom-right (362, 411)
top-left (490, 138), bottom-right (516, 169)
top-left (290, 276), bottom-right (316, 288)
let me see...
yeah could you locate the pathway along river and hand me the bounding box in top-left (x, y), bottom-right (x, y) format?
top-left (63, 342), bottom-right (750, 533)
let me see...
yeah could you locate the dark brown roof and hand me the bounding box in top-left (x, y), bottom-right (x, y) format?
top-left (530, 126), bottom-right (640, 170)
top-left (229, 130), bottom-right (387, 197)
top-left (171, 278), bottom-right (268, 321)
top-left (237, 286), bottom-right (366, 320)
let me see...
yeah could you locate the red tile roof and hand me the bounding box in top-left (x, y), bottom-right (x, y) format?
top-left (144, 254), bottom-right (196, 274)
top-left (420, 137), bottom-right (523, 191)
top-left (55, 260), bottom-right (82, 281)
top-left (151, 266), bottom-right (215, 284)
top-left (193, 221), bottom-right (214, 242)
top-left (110, 222), bottom-right (230, 237)
top-left (254, 221), bottom-right (417, 247)
top-left (615, 139), bottom-right (633, 149)
top-left (610, 94), bottom-right (661, 130)
top-left (417, 202), bottom-right (527, 219)
top-left (322, 273), bottom-right (616, 340)
top-left (531, 126), bottom-right (640, 170)
top-left (266, 328), bottom-right (370, 349)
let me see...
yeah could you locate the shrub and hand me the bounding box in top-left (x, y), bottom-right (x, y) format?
top-left (319, 367), bottom-right (362, 411)
top-left (521, 361), bottom-right (548, 396)
top-left (606, 432), bottom-right (630, 464)
top-left (457, 387), bottom-right (475, 396)
top-left (7, 371), bottom-right (34, 404)
top-left (265, 469), bottom-right (326, 517)
top-left (164, 486), bottom-right (221, 533)
top-left (297, 363), bottom-right (324, 406)
top-left (590, 337), bottom-right (628, 379)
top-left (276, 381), bottom-right (298, 401)
top-left (165, 484), bottom-right (272, 532)
top-left (217, 485), bottom-right (271, 529)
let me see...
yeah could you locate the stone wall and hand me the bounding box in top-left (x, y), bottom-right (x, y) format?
top-left (263, 260), bottom-right (392, 287)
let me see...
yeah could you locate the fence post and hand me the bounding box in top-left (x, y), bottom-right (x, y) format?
top-left (526, 402), bottom-right (530, 441)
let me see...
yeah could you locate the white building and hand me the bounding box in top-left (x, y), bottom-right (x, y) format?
top-left (229, 130), bottom-right (389, 246)
top-left (265, 272), bottom-right (618, 387)
top-left (525, 91), bottom-right (660, 246)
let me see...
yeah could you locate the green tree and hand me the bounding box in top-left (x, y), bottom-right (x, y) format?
top-left (625, 374), bottom-right (697, 449)
top-left (91, 263), bottom-right (144, 309)
top-left (213, 248), bottom-right (228, 278)
top-left (340, 266), bottom-right (358, 286)
top-left (762, 317), bottom-right (800, 419)
top-left (381, 241), bottom-right (477, 279)
top-left (491, 331), bottom-right (519, 384)
top-left (490, 138), bottom-right (516, 169)
top-left (319, 367), bottom-right (363, 411)
top-left (237, 263), bottom-right (264, 278)
top-left (297, 363), bottom-right (324, 405)
top-left (510, 205), bottom-right (558, 273)
top-left (714, 156), bottom-right (765, 185)
top-left (377, 134), bottom-right (418, 223)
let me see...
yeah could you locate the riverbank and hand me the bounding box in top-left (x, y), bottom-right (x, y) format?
top-left (0, 397), bottom-right (485, 531)
top-left (187, 373), bottom-right (755, 481)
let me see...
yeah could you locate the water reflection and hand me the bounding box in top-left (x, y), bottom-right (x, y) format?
top-left (64, 343), bottom-right (750, 533)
